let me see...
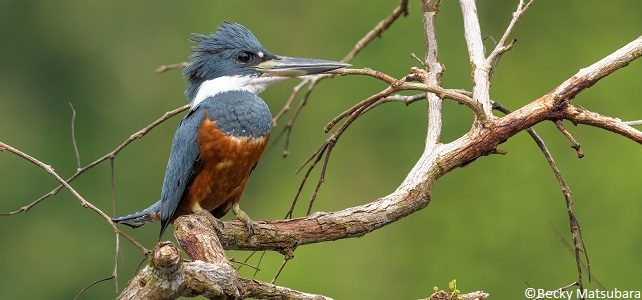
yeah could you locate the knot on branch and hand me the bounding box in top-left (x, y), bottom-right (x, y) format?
top-left (119, 214), bottom-right (334, 299)
top-left (151, 242), bottom-right (181, 275)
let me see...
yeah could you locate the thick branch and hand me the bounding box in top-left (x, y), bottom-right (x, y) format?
top-left (120, 216), bottom-right (332, 299)
top-left (222, 188), bottom-right (432, 252)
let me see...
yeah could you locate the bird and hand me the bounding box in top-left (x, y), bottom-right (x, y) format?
top-left (112, 21), bottom-right (348, 238)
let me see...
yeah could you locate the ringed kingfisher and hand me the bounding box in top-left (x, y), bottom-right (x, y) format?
top-left (112, 22), bottom-right (348, 238)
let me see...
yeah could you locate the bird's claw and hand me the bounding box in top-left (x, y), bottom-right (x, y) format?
top-left (196, 209), bottom-right (224, 235)
top-left (210, 217), bottom-right (225, 236)
top-left (232, 203), bottom-right (255, 237)
top-left (242, 219), bottom-right (255, 236)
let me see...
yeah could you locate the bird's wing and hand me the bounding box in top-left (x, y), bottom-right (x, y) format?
top-left (159, 108), bottom-right (204, 237)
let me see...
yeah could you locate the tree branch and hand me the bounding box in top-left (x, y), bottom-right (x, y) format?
top-left (421, 0), bottom-right (445, 147)
top-left (327, 68), bottom-right (488, 125)
top-left (0, 142), bottom-right (147, 254)
top-left (564, 105), bottom-right (642, 144)
top-left (341, 0), bottom-right (409, 63)
top-left (119, 216), bottom-right (332, 299)
top-left (553, 35), bottom-right (642, 102)
top-left (1, 105), bottom-right (189, 216)
top-left (487, 0), bottom-right (535, 69)
top-left (215, 34), bottom-right (642, 252)
top-left (459, 0), bottom-right (493, 117)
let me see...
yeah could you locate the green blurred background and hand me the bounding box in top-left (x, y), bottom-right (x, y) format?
top-left (1, 1), bottom-right (641, 299)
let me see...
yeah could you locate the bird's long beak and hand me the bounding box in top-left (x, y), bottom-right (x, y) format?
top-left (254, 56), bottom-right (349, 77)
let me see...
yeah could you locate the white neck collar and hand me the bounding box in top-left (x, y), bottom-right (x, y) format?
top-left (191, 75), bottom-right (285, 108)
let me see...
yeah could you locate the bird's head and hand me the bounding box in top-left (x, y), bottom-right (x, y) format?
top-left (184, 22), bottom-right (349, 104)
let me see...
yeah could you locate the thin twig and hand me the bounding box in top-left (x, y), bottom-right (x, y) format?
top-left (110, 158), bottom-right (117, 215)
top-left (0, 105), bottom-right (189, 216)
top-left (359, 93), bottom-right (426, 115)
top-left (493, 101), bottom-right (589, 294)
top-left (0, 142), bottom-right (148, 254)
top-left (277, 79), bottom-right (319, 157)
top-left (230, 258), bottom-right (261, 272)
top-left (624, 120), bottom-right (642, 126)
top-left (113, 233), bottom-right (120, 292)
top-left (306, 144), bottom-right (334, 215)
top-left (294, 100), bottom-right (375, 216)
top-left (272, 80), bottom-right (309, 126)
top-left (285, 143), bottom-right (327, 219)
top-left (74, 275), bottom-right (116, 300)
top-left (68, 103), bottom-right (81, 170)
top-left (236, 251), bottom-right (257, 272)
top-left (272, 0), bottom-right (410, 153)
top-left (324, 86), bottom-right (397, 132)
top-left (554, 120), bottom-right (584, 158)
top-left (342, 0), bottom-right (410, 63)
top-left (254, 250), bottom-right (267, 277)
top-left (288, 69), bottom-right (485, 217)
top-left (332, 68), bottom-right (485, 116)
top-left (549, 223), bottom-right (605, 290)
top-left (487, 0), bottom-right (536, 68)
top-left (155, 62), bottom-right (188, 74)
top-left (271, 258), bottom-right (290, 284)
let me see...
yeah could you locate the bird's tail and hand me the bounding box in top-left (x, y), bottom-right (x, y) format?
top-left (111, 200), bottom-right (162, 228)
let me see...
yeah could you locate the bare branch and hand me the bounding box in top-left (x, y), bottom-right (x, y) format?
top-left (553, 35), bottom-right (642, 102)
top-left (358, 93), bottom-right (426, 116)
top-left (487, 0), bottom-right (536, 68)
top-left (624, 120), bottom-right (642, 126)
top-left (68, 102), bottom-right (81, 170)
top-left (459, 0), bottom-right (493, 116)
top-left (554, 120), bottom-right (584, 158)
top-left (272, 79), bottom-right (308, 126)
top-left (74, 275), bottom-right (116, 300)
top-left (216, 34), bottom-right (642, 252)
top-left (0, 142), bottom-right (148, 253)
top-left (119, 216), bottom-right (332, 299)
top-left (564, 105), bottom-right (642, 144)
top-left (494, 102), bottom-right (589, 294)
top-left (421, 0), bottom-right (445, 147)
top-left (328, 68), bottom-right (488, 125)
top-left (277, 78), bottom-right (320, 157)
top-left (272, 0), bottom-right (410, 157)
top-left (239, 278), bottom-right (331, 300)
top-left (1, 105), bottom-right (189, 216)
top-left (342, 0), bottom-right (409, 62)
top-left (155, 62), bottom-right (188, 74)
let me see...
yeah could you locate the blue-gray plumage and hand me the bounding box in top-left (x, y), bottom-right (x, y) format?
top-left (112, 21), bottom-right (348, 238)
top-left (184, 21), bottom-right (275, 102)
top-left (157, 91), bottom-right (272, 236)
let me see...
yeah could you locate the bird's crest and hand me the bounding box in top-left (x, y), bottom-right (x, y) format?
top-left (189, 21), bottom-right (264, 55)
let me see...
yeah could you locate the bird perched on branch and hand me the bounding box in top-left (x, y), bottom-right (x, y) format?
top-left (112, 22), bottom-right (348, 238)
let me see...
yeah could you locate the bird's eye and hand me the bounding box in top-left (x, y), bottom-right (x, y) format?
top-left (236, 52), bottom-right (253, 63)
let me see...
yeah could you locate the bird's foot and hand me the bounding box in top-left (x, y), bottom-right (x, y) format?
top-left (197, 209), bottom-right (225, 235)
top-left (232, 203), bottom-right (255, 236)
